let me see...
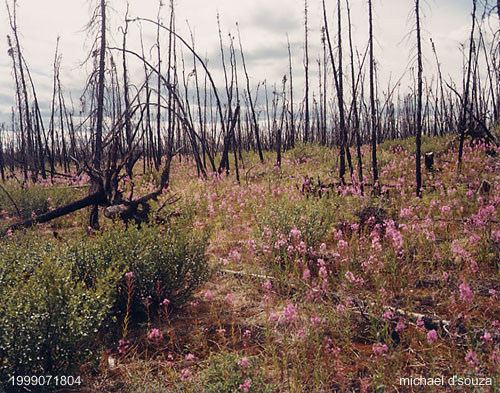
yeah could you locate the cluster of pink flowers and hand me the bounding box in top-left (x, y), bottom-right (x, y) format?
top-left (427, 329), bottom-right (438, 344)
top-left (118, 339), bottom-right (130, 354)
top-left (148, 328), bottom-right (163, 341)
top-left (238, 357), bottom-right (250, 368)
top-left (179, 368), bottom-right (192, 382)
top-left (282, 303), bottom-right (297, 324)
top-left (204, 289), bottom-right (214, 301)
top-left (345, 271), bottom-right (364, 286)
top-left (459, 282), bottom-right (474, 304)
top-left (239, 379), bottom-right (251, 392)
top-left (395, 318), bottom-right (406, 332)
top-left (372, 342), bottom-right (388, 358)
top-left (465, 350), bottom-right (478, 366)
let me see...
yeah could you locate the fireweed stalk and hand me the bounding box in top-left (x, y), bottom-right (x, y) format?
top-left (122, 271), bottom-right (135, 342)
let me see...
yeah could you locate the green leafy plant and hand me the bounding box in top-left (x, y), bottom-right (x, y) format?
top-left (67, 222), bottom-right (210, 316)
top-left (0, 250), bottom-right (116, 387)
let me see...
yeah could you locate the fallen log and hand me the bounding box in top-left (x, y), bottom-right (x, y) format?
top-left (5, 190), bottom-right (107, 233)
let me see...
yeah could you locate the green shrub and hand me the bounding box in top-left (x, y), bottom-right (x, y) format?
top-left (0, 219), bottom-right (209, 389)
top-left (67, 222), bottom-right (210, 314)
top-left (0, 248), bottom-right (117, 388)
top-left (0, 232), bottom-right (55, 285)
top-left (0, 182), bottom-right (78, 219)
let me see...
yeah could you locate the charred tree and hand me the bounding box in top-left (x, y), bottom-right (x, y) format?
top-left (415, 0), bottom-right (423, 197)
top-left (303, 0), bottom-right (310, 143)
top-left (458, 0), bottom-right (477, 169)
top-left (368, 0), bottom-right (379, 187)
top-left (88, 0), bottom-right (107, 229)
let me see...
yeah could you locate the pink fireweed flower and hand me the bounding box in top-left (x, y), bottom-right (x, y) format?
top-left (480, 331), bottom-right (493, 342)
top-left (238, 357), bottom-right (250, 368)
top-left (204, 290), bottom-right (214, 301)
top-left (309, 316), bottom-right (325, 327)
top-left (125, 271), bottom-right (134, 279)
top-left (268, 313), bottom-right (279, 324)
top-left (239, 379), bottom-right (251, 392)
top-left (465, 350), bottom-right (478, 366)
top-left (185, 353), bottom-right (195, 361)
top-left (427, 329), bottom-right (438, 344)
top-left (417, 318), bottom-right (425, 329)
top-left (297, 241), bottom-right (307, 255)
top-left (179, 368), bottom-right (192, 382)
top-left (161, 298), bottom-right (170, 307)
top-left (400, 207), bottom-right (412, 218)
top-left (468, 234), bottom-right (481, 244)
top-left (372, 342), bottom-right (388, 358)
top-left (319, 242), bottom-right (327, 253)
top-left (148, 328), bottom-right (163, 341)
top-left (318, 266), bottom-right (328, 278)
top-left (345, 271), bottom-right (356, 283)
top-left (289, 227), bottom-right (302, 241)
top-left (6, 229), bottom-right (13, 238)
top-left (302, 269), bottom-right (311, 280)
top-left (118, 339), bottom-right (130, 354)
top-left (383, 309), bottom-right (394, 321)
top-left (336, 304), bottom-right (345, 313)
top-left (262, 279), bottom-right (272, 291)
top-left (395, 318), bottom-right (406, 332)
top-left (338, 239), bottom-right (348, 249)
top-left (282, 304), bottom-right (297, 324)
top-left (459, 283), bottom-right (474, 304)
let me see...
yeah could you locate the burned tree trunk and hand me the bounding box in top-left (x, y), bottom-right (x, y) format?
top-left (458, 0), bottom-right (477, 170)
top-left (89, 0), bottom-right (107, 229)
top-left (415, 0), bottom-right (423, 197)
top-left (303, 0), bottom-right (310, 143)
top-left (368, 0), bottom-right (379, 187)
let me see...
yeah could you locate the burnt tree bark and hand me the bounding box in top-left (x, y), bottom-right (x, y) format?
top-left (89, 0), bottom-right (107, 229)
top-left (415, 0), bottom-right (423, 197)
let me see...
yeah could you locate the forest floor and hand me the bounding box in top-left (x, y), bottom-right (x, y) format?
top-left (1, 135), bottom-right (500, 392)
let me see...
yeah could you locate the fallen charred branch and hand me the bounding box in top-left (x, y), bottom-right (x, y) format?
top-left (6, 189), bottom-right (106, 232)
top-left (2, 148), bottom-right (180, 236)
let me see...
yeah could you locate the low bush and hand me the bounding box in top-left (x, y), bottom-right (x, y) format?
top-left (0, 220), bottom-right (209, 389)
top-left (67, 222), bottom-right (210, 315)
top-left (0, 239), bottom-right (117, 389)
top-left (0, 182), bottom-right (78, 219)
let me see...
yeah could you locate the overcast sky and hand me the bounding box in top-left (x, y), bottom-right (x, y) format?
top-left (0, 0), bottom-right (494, 126)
